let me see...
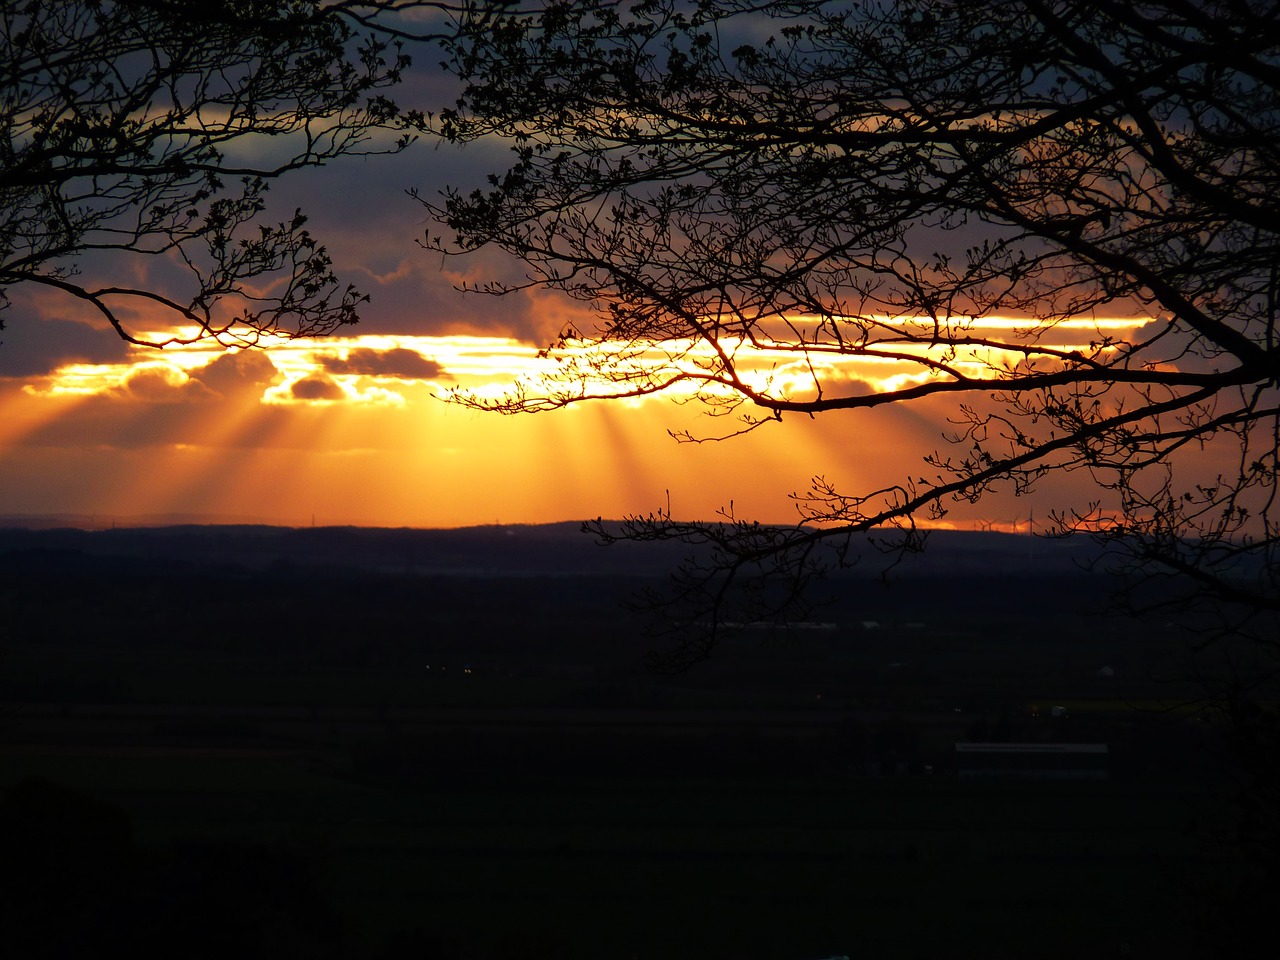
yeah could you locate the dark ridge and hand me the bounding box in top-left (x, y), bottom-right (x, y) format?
top-left (0, 520), bottom-right (1106, 580)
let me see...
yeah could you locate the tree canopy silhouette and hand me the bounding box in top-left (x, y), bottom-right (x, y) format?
top-left (0, 0), bottom-right (424, 347)
top-left (423, 0), bottom-right (1280, 668)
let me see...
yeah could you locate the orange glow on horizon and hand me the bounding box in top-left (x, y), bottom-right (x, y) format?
top-left (0, 316), bottom-right (1160, 528)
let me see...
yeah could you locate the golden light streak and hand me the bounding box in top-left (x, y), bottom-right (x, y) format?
top-left (0, 383), bottom-right (92, 451)
top-left (31, 312), bottom-right (1155, 407)
top-left (1, 315), bottom-right (1171, 528)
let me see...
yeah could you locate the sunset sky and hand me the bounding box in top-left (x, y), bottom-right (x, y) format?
top-left (0, 92), bottom-right (1155, 531)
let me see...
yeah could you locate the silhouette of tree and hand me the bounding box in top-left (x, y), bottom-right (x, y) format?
top-left (0, 0), bottom-right (426, 347)
top-left (423, 0), bottom-right (1280, 669)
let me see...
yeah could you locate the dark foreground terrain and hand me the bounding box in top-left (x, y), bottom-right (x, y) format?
top-left (0, 524), bottom-right (1265, 958)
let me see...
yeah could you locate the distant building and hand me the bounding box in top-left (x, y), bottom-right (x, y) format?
top-left (956, 742), bottom-right (1109, 780)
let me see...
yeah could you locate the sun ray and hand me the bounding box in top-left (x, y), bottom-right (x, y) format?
top-left (1, 315), bottom-right (1160, 526)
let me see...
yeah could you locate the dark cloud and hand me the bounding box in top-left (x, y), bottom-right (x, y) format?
top-left (265, 137), bottom-right (580, 345)
top-left (114, 364), bottom-right (218, 403)
top-left (289, 374), bottom-right (345, 401)
top-left (320, 346), bottom-right (445, 379)
top-left (0, 315), bottom-right (132, 377)
top-left (344, 249), bottom-right (594, 344)
top-left (193, 350), bottom-right (281, 395)
top-left (809, 367), bottom-right (874, 398)
top-left (1130, 318), bottom-right (1233, 374)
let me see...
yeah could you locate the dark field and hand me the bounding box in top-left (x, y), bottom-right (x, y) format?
top-left (0, 526), bottom-right (1257, 958)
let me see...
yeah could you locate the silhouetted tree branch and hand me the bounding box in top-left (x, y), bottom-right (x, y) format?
top-left (0, 0), bottom-right (448, 346)
top-left (422, 0), bottom-right (1280, 668)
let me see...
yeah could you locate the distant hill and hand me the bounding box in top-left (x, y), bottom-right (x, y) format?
top-left (0, 519), bottom-right (1106, 580)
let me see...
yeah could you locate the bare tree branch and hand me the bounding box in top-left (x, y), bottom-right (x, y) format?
top-left (419, 0), bottom-right (1280, 668)
top-left (1, 0), bottom-right (432, 345)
